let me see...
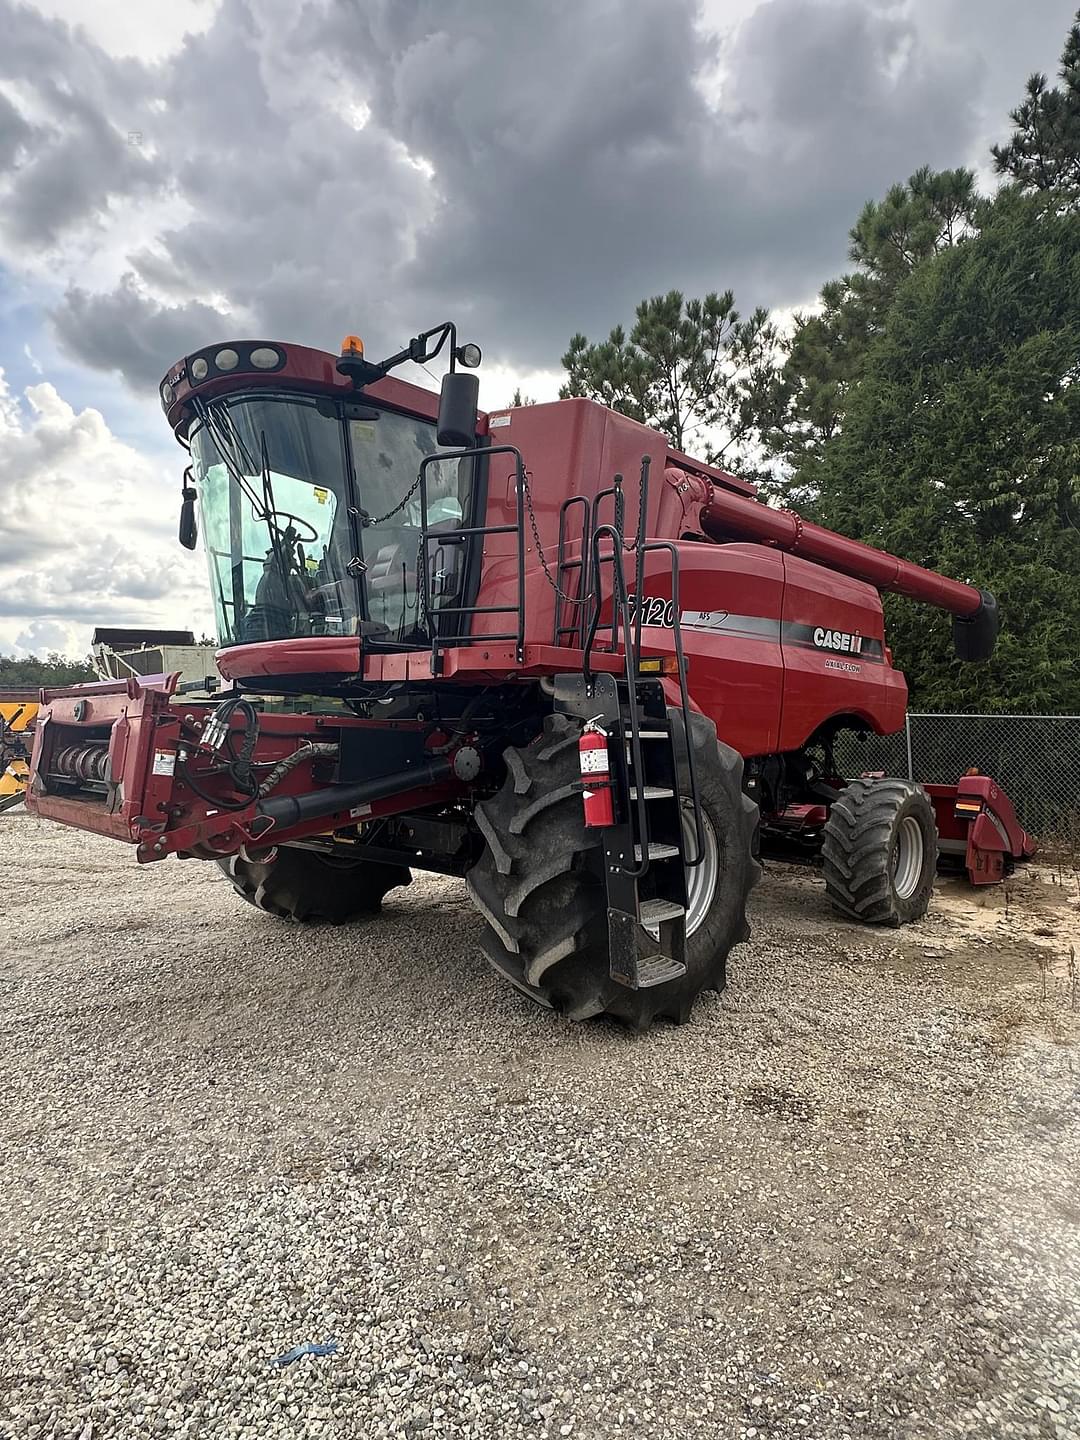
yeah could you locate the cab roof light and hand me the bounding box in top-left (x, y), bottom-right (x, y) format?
top-left (337, 333), bottom-right (386, 386)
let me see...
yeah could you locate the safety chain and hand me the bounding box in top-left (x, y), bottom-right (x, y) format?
top-left (392, 463), bottom-right (604, 630)
top-left (361, 471), bottom-right (423, 529)
top-left (413, 532), bottom-right (429, 632)
top-left (520, 467), bottom-right (593, 607)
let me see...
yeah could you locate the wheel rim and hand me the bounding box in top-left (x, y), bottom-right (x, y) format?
top-left (644, 800), bottom-right (720, 941)
top-left (891, 815), bottom-right (925, 900)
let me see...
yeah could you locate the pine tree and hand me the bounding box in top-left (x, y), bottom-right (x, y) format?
top-left (992, 10), bottom-right (1080, 197)
top-left (770, 168), bottom-right (980, 492)
top-left (810, 189), bottom-right (1080, 712)
top-left (560, 290), bottom-right (781, 470)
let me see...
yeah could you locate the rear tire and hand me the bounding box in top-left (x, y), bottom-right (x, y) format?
top-left (218, 846), bottom-right (411, 923)
top-left (821, 777), bottom-right (937, 926)
top-left (467, 711), bottom-right (760, 1028)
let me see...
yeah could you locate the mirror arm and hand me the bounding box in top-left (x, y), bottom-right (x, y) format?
top-left (376, 322), bottom-right (458, 377)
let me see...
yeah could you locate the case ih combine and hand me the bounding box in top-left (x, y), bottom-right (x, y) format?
top-left (25, 325), bottom-right (1033, 1027)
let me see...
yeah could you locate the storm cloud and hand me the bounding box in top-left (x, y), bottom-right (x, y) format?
top-left (0, 0), bottom-right (1071, 394)
top-left (0, 374), bottom-right (209, 653)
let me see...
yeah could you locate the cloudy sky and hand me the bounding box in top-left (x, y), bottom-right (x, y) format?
top-left (0, 0), bottom-right (1073, 656)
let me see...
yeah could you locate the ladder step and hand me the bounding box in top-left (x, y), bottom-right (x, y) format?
top-left (634, 842), bottom-right (681, 861)
top-left (636, 954), bottom-right (688, 988)
top-left (639, 897), bottom-right (686, 926)
top-left (625, 730), bottom-right (669, 741)
top-left (628, 786), bottom-right (675, 801)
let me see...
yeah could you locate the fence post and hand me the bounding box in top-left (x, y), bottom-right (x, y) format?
top-left (905, 714), bottom-right (914, 781)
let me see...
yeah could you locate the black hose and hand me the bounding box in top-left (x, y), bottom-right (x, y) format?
top-left (257, 756), bottom-right (453, 829)
top-left (178, 697), bottom-right (261, 810)
top-left (177, 760), bottom-right (256, 812)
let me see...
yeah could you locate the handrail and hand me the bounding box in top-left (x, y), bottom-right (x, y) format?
top-left (417, 445), bottom-right (527, 672)
top-left (554, 495), bottom-right (590, 645)
top-left (582, 456), bottom-right (706, 877)
top-left (411, 444), bottom-right (707, 888)
top-left (585, 519), bottom-right (653, 878)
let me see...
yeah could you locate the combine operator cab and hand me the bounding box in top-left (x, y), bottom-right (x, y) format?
top-left (24, 322), bottom-right (1031, 1030)
top-left (175, 330), bottom-right (483, 662)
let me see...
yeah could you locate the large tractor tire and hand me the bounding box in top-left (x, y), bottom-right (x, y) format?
top-left (467, 711), bottom-right (760, 1029)
top-left (218, 846), bottom-right (411, 923)
top-left (821, 776), bottom-right (938, 926)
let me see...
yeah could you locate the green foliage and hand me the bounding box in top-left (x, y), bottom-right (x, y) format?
top-left (848, 166), bottom-right (980, 288)
top-left (548, 9), bottom-right (1080, 716)
top-left (560, 289), bottom-right (781, 468)
top-left (0, 652), bottom-right (95, 688)
top-left (509, 387), bottom-right (536, 407)
top-left (810, 188), bottom-right (1080, 712)
top-left (771, 167), bottom-right (980, 488)
top-left (992, 10), bottom-right (1080, 197)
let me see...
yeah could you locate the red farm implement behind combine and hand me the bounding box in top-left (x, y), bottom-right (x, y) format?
top-left (24, 325), bottom-right (1035, 1028)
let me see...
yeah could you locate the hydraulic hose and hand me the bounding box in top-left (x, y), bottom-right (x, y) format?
top-left (256, 755), bottom-right (453, 829)
top-left (257, 742), bottom-right (339, 797)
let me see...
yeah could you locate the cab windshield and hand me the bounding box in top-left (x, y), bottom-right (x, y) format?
top-left (190, 394), bottom-right (473, 648)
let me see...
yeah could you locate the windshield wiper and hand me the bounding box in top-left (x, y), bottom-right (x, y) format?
top-left (258, 428), bottom-right (294, 590)
top-left (193, 397), bottom-right (307, 611)
top-left (193, 397), bottom-right (270, 523)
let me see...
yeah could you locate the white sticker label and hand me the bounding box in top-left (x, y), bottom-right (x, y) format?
top-left (349, 803), bottom-right (372, 818)
top-left (489, 413), bottom-right (511, 428)
top-left (152, 750), bottom-right (176, 777)
top-left (579, 748), bottom-right (609, 775)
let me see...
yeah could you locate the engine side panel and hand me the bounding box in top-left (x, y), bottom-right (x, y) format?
top-left (663, 544), bottom-right (785, 755)
top-left (627, 542), bottom-right (905, 756)
top-left (777, 553), bottom-right (907, 749)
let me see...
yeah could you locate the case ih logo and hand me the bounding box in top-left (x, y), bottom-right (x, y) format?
top-left (812, 627), bottom-right (865, 655)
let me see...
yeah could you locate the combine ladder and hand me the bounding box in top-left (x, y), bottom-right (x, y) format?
top-left (552, 458), bottom-right (705, 992)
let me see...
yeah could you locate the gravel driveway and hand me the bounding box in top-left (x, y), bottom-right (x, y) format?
top-left (1, 813), bottom-right (1078, 1440)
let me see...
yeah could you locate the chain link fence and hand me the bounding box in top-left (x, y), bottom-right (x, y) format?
top-left (834, 714), bottom-right (1080, 843)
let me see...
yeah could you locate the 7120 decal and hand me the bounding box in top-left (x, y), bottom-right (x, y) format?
top-left (626, 594), bottom-right (675, 628)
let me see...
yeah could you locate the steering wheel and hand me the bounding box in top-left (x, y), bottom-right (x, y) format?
top-left (268, 511), bottom-right (319, 543)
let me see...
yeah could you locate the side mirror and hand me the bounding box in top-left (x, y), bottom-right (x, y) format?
top-left (179, 486), bottom-right (198, 550)
top-left (437, 371), bottom-right (479, 448)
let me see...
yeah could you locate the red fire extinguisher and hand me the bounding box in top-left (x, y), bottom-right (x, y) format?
top-left (579, 718), bottom-right (615, 828)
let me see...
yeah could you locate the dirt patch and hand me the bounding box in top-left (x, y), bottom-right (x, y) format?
top-left (1, 818), bottom-right (1078, 1440)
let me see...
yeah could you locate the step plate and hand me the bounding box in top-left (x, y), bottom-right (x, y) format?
top-left (637, 954), bottom-right (688, 988)
top-left (639, 896), bottom-right (686, 926)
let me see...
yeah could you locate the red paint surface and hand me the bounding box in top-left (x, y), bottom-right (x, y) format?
top-left (924, 777), bottom-right (1036, 884)
top-left (27, 341), bottom-right (1012, 864)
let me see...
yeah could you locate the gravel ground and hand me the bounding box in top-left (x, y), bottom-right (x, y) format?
top-left (1, 812), bottom-right (1079, 1440)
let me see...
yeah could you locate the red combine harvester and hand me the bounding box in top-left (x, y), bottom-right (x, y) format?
top-left (25, 326), bottom-right (1034, 1027)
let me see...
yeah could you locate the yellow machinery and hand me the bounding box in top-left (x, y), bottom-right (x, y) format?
top-left (0, 698), bottom-right (37, 812)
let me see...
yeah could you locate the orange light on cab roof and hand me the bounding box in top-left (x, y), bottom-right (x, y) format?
top-left (341, 334), bottom-right (364, 357)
